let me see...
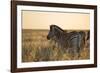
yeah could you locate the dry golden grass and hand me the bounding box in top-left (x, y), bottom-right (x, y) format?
top-left (22, 29), bottom-right (90, 62)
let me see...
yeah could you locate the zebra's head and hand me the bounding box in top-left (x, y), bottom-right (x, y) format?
top-left (47, 25), bottom-right (64, 40)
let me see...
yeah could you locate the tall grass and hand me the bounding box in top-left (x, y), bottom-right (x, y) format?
top-left (22, 29), bottom-right (90, 62)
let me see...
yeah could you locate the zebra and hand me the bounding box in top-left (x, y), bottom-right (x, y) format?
top-left (47, 25), bottom-right (85, 58)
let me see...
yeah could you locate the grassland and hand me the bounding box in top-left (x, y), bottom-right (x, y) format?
top-left (22, 29), bottom-right (90, 62)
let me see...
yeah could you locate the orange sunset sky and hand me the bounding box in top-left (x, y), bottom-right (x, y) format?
top-left (22, 11), bottom-right (90, 30)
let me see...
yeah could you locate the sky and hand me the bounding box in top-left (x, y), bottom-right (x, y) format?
top-left (22, 11), bottom-right (90, 30)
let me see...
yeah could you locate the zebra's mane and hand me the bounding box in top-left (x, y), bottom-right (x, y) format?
top-left (50, 25), bottom-right (65, 33)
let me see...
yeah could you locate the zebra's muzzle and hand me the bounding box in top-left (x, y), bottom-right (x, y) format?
top-left (47, 35), bottom-right (50, 40)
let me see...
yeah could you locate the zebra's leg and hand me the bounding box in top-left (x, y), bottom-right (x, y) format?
top-left (71, 46), bottom-right (80, 60)
top-left (68, 48), bottom-right (75, 60)
top-left (76, 47), bottom-right (81, 59)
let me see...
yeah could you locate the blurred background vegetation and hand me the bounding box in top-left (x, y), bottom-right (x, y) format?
top-left (22, 29), bottom-right (90, 62)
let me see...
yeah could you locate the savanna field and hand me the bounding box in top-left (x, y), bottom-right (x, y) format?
top-left (22, 29), bottom-right (90, 62)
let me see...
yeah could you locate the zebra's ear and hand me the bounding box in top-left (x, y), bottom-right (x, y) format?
top-left (50, 25), bottom-right (55, 30)
top-left (50, 25), bottom-right (53, 30)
